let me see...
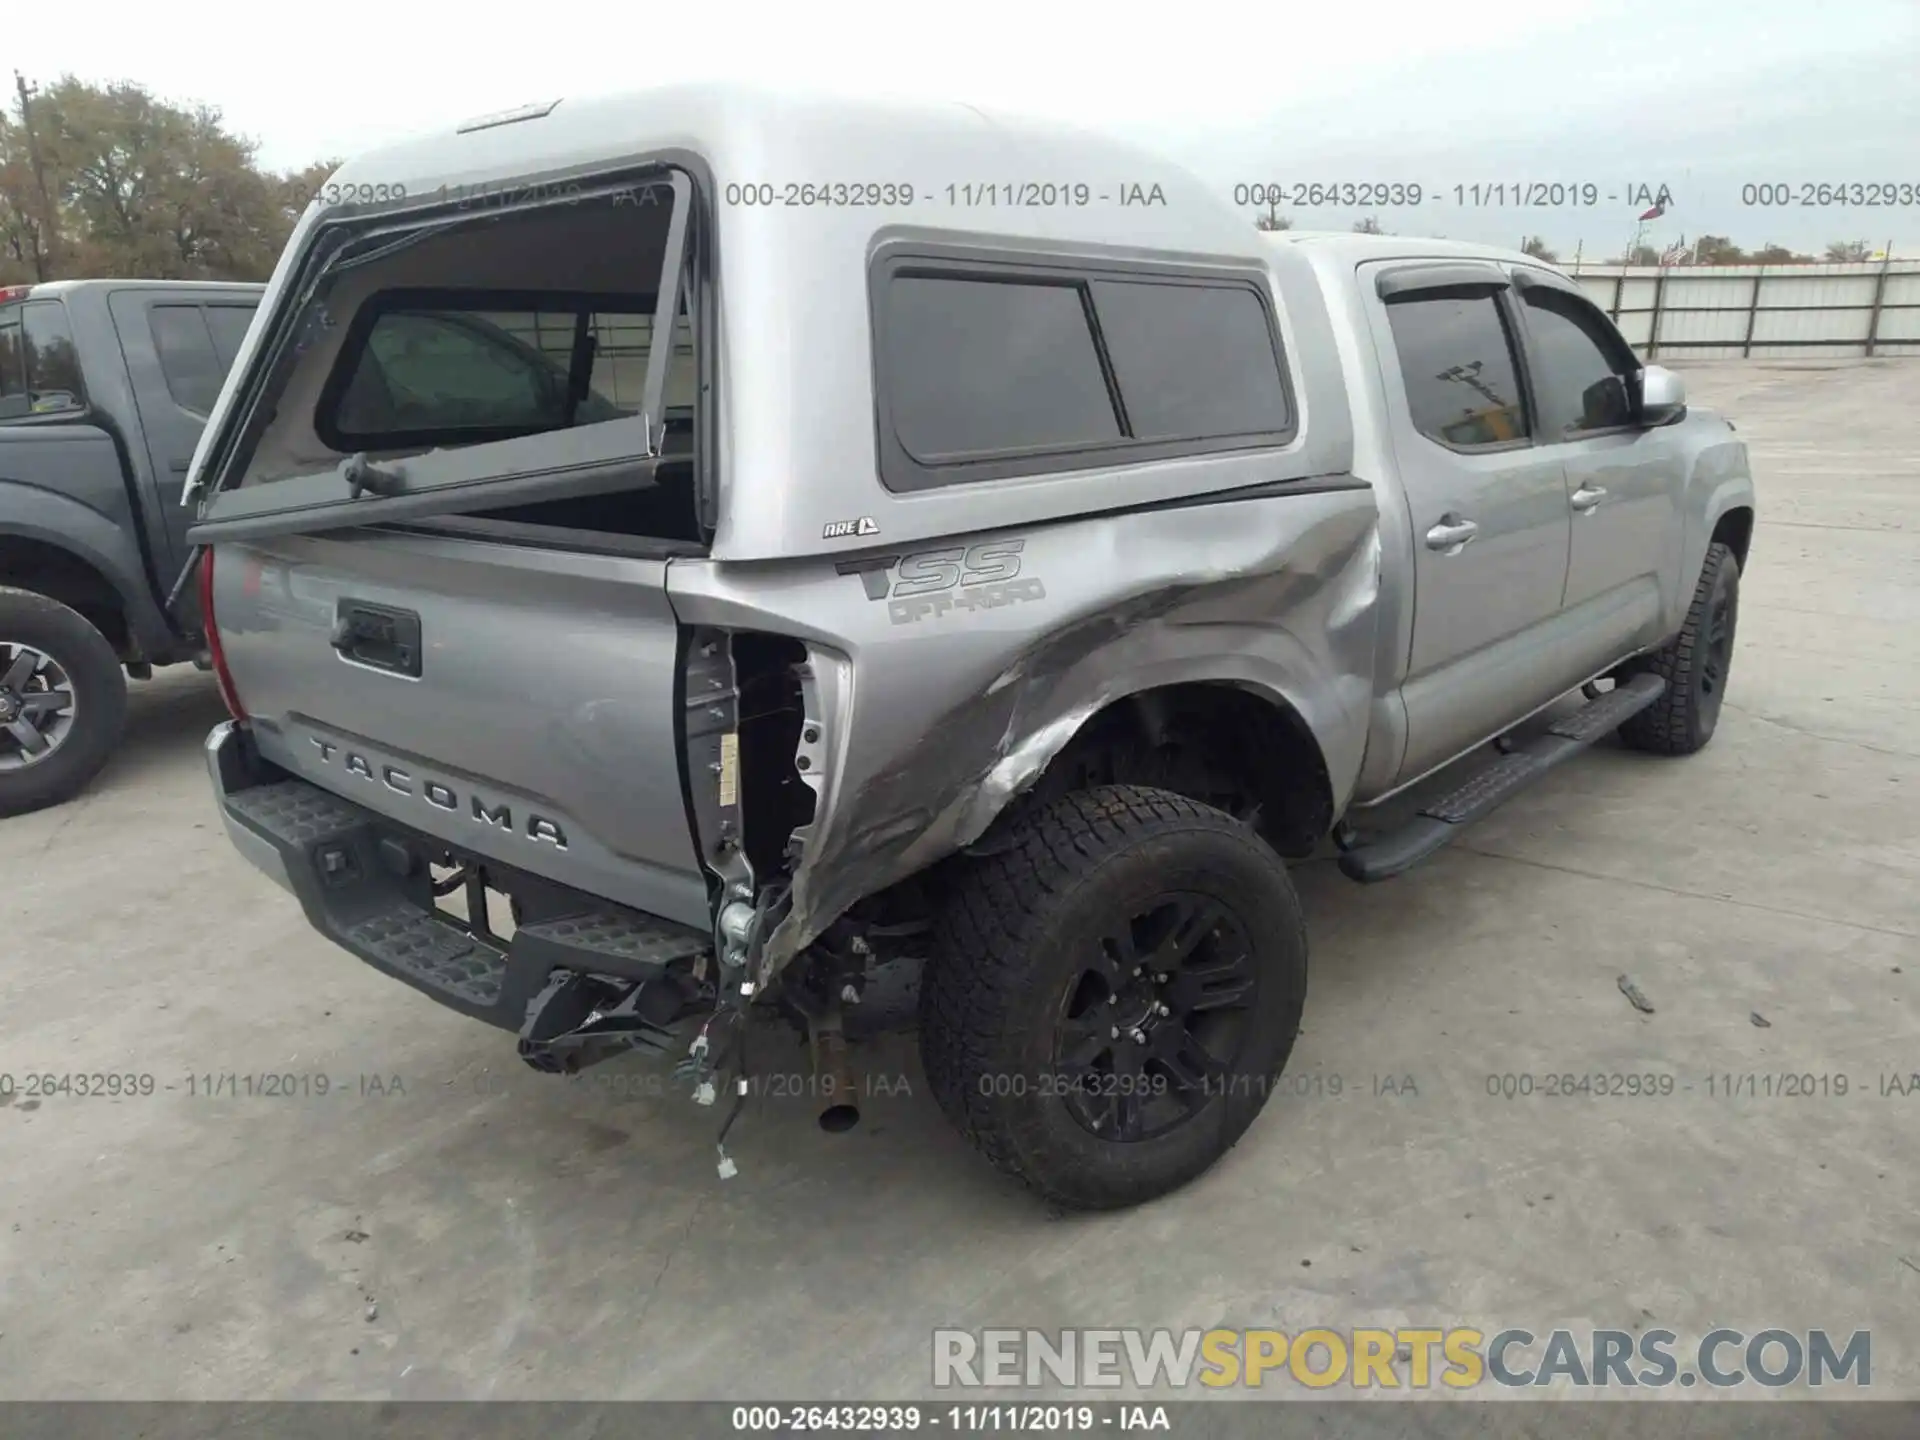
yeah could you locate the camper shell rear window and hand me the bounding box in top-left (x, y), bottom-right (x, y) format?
top-left (191, 171), bottom-right (705, 548)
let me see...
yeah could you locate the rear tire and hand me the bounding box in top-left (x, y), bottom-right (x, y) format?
top-left (1617, 542), bottom-right (1740, 756)
top-left (920, 785), bottom-right (1307, 1210)
top-left (0, 587), bottom-right (128, 817)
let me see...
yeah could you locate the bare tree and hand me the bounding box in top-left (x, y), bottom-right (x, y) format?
top-left (1692, 235), bottom-right (1748, 265)
top-left (1352, 216), bottom-right (1385, 235)
top-left (1520, 235), bottom-right (1558, 262)
top-left (1605, 244), bottom-right (1663, 267)
top-left (1253, 211), bottom-right (1293, 232)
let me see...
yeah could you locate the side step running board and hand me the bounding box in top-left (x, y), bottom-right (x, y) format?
top-left (1337, 673), bottom-right (1666, 883)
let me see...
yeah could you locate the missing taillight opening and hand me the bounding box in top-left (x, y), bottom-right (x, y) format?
top-left (198, 548), bottom-right (249, 722)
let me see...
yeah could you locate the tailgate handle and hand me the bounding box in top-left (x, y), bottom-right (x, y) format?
top-left (330, 600), bottom-right (422, 678)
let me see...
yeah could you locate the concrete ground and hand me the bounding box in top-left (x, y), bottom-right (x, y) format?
top-left (2, 360), bottom-right (1916, 1403)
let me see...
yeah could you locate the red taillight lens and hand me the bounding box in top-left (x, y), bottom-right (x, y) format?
top-left (198, 548), bottom-right (249, 721)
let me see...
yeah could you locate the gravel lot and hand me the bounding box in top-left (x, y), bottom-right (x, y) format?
top-left (2, 359), bottom-right (1916, 1403)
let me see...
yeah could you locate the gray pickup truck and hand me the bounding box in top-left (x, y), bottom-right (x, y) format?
top-left (0, 279), bottom-right (262, 814)
top-left (190, 85), bottom-right (1754, 1209)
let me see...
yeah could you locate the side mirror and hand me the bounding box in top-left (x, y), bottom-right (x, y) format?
top-left (1579, 375), bottom-right (1634, 430)
top-left (1636, 365), bottom-right (1686, 425)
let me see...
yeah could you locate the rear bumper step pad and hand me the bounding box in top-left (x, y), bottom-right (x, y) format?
top-left (213, 731), bottom-right (711, 1031)
top-left (1338, 674), bottom-right (1666, 883)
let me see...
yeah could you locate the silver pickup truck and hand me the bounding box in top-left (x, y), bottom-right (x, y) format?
top-left (188, 84), bottom-right (1754, 1210)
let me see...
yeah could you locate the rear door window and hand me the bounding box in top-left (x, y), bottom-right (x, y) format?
top-left (150, 304), bottom-right (226, 415)
top-left (203, 304), bottom-right (259, 371)
top-left (1383, 293), bottom-right (1531, 448)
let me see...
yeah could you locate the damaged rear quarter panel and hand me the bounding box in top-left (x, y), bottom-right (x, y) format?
top-left (666, 482), bottom-right (1382, 975)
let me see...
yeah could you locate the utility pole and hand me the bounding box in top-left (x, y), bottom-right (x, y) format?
top-left (1865, 238), bottom-right (1894, 358)
top-left (12, 71), bottom-right (58, 282)
top-left (1437, 361), bottom-right (1508, 410)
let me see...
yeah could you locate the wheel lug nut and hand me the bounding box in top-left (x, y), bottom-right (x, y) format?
top-left (1156, 1003), bottom-right (1170, 1016)
top-left (1107, 995), bottom-right (1117, 1006)
top-left (1110, 1026), bottom-right (1119, 1039)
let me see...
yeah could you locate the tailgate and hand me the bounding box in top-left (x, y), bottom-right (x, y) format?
top-left (210, 527), bottom-right (710, 930)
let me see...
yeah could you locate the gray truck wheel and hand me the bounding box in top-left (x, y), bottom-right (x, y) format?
top-left (1616, 542), bottom-right (1740, 756)
top-left (0, 588), bottom-right (128, 818)
top-left (920, 784), bottom-right (1307, 1210)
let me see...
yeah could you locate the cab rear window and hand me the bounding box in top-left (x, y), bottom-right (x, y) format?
top-left (0, 300), bottom-right (87, 421)
top-left (315, 292), bottom-right (693, 453)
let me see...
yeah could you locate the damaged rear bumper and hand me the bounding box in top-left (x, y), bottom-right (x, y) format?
top-left (205, 720), bottom-right (713, 1038)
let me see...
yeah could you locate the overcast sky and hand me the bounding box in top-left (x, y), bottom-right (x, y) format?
top-left (14, 0), bottom-right (1920, 255)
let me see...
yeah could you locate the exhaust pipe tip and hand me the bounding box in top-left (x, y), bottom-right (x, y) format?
top-left (809, 1007), bottom-right (860, 1133)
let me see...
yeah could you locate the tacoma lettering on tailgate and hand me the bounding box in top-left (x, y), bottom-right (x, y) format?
top-left (309, 737), bottom-right (569, 849)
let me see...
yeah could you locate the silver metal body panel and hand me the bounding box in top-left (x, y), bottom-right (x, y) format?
top-left (209, 530), bottom-right (712, 929)
top-left (1278, 233), bottom-right (1755, 799)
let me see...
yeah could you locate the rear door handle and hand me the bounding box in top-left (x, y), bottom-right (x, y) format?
top-left (1570, 484), bottom-right (1608, 512)
top-left (1424, 516), bottom-right (1479, 553)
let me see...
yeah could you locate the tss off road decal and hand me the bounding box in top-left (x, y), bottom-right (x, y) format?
top-left (836, 539), bottom-right (1047, 625)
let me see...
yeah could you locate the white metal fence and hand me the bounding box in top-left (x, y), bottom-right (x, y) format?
top-left (1563, 259), bottom-right (1920, 359)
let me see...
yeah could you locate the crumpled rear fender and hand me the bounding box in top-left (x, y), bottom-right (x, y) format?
top-left (667, 479), bottom-right (1383, 977)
